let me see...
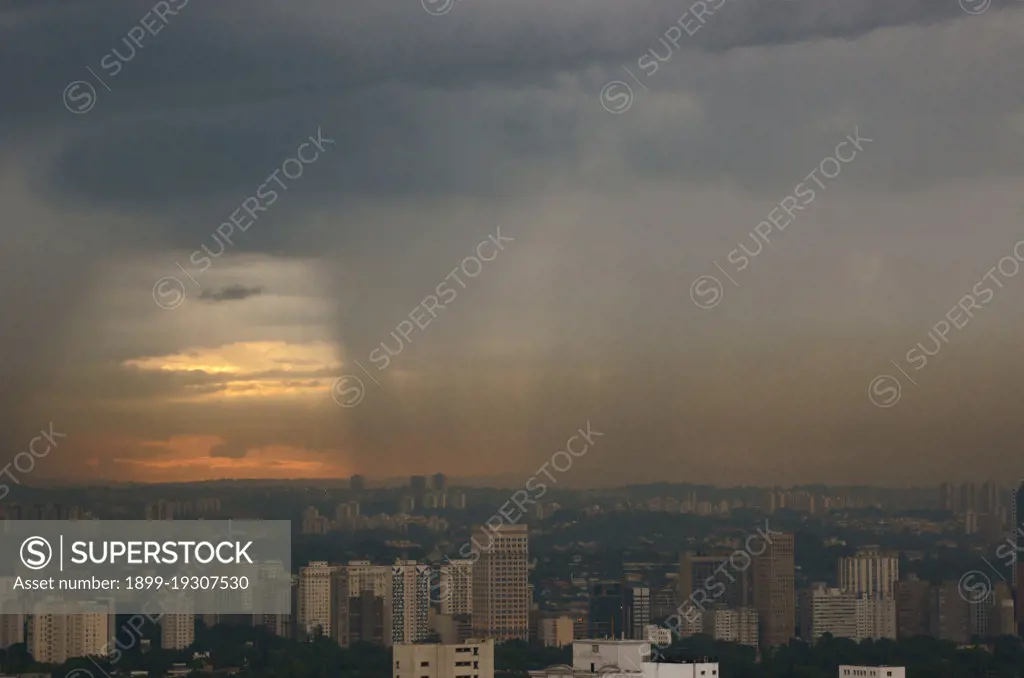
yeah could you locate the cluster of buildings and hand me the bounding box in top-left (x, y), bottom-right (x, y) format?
top-left (296, 524), bottom-right (530, 647)
top-left (0, 597), bottom-right (198, 664)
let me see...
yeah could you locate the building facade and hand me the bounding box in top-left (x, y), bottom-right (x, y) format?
top-left (393, 638), bottom-right (494, 678)
top-left (471, 523), bottom-right (530, 641)
top-left (753, 532), bottom-right (795, 648)
top-left (393, 560), bottom-right (431, 644)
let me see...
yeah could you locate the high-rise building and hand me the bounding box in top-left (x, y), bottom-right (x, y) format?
top-left (298, 561), bottom-right (337, 638)
top-left (0, 613), bottom-right (24, 649)
top-left (393, 638), bottom-right (494, 678)
top-left (800, 585), bottom-right (858, 642)
top-left (629, 587), bottom-right (650, 640)
top-left (838, 549), bottom-right (899, 599)
top-left (471, 523), bottom-right (529, 641)
top-left (350, 474), bottom-right (366, 492)
top-left (753, 532), bottom-right (795, 648)
top-left (703, 607), bottom-right (758, 647)
top-left (678, 552), bottom-right (749, 610)
top-left (350, 590), bottom-right (388, 645)
top-left (160, 613), bottom-right (195, 650)
top-left (432, 473), bottom-right (448, 492)
top-left (440, 560), bottom-right (474, 617)
top-left (28, 601), bottom-right (113, 664)
top-left (346, 560), bottom-right (392, 599)
top-left (392, 560), bottom-right (431, 644)
top-left (895, 576), bottom-right (930, 638)
top-left (855, 596), bottom-right (897, 641)
top-left (929, 581), bottom-right (970, 644)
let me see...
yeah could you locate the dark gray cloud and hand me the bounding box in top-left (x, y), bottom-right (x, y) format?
top-left (199, 284), bottom-right (265, 303)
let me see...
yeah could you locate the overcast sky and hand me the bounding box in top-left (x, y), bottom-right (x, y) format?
top-left (2, 0), bottom-right (1024, 487)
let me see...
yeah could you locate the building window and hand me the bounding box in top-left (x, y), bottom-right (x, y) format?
top-left (420, 663), bottom-right (429, 667)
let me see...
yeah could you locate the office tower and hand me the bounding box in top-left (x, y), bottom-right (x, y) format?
top-left (471, 523), bottom-right (529, 641)
top-left (965, 510), bottom-right (979, 535)
top-left (350, 474), bottom-right (366, 492)
top-left (929, 581), bottom-right (970, 644)
top-left (399, 495), bottom-right (416, 514)
top-left (895, 576), bottom-right (930, 639)
top-left (838, 549), bottom-right (899, 599)
top-left (410, 476), bottom-right (428, 495)
top-left (703, 607), bottom-right (759, 647)
top-left (393, 638), bottom-right (495, 678)
top-left (800, 585), bottom-right (858, 642)
top-left (432, 473), bottom-right (448, 492)
top-left (160, 613), bottom-right (195, 650)
top-left (753, 532), bottom-right (795, 648)
top-left (678, 552), bottom-right (750, 610)
top-left (589, 582), bottom-right (634, 639)
top-left (629, 587), bottom-right (650, 640)
top-left (939, 482), bottom-right (957, 513)
top-left (392, 560), bottom-right (431, 644)
top-left (29, 601), bottom-right (112, 663)
top-left (961, 482), bottom-right (978, 515)
top-left (298, 561), bottom-right (337, 638)
top-left (440, 560), bottom-right (474, 616)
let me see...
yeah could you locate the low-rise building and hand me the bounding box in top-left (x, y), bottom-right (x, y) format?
top-left (393, 638), bottom-right (494, 678)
